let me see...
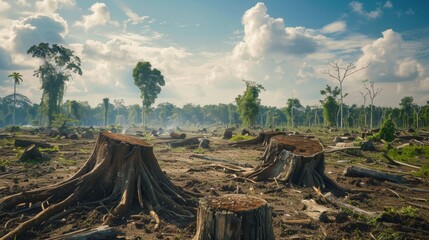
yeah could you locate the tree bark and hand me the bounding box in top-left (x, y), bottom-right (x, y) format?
top-left (19, 144), bottom-right (45, 162)
top-left (0, 131), bottom-right (198, 240)
top-left (193, 194), bottom-right (274, 240)
top-left (245, 135), bottom-right (340, 191)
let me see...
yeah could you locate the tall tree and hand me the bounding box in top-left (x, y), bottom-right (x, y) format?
top-left (27, 43), bottom-right (82, 126)
top-left (132, 61), bottom-right (165, 126)
top-left (320, 85), bottom-right (340, 127)
top-left (399, 96), bottom-right (414, 128)
top-left (8, 72), bottom-right (23, 125)
top-left (285, 98), bottom-right (304, 127)
top-left (235, 80), bottom-right (265, 127)
top-left (68, 100), bottom-right (80, 124)
top-left (103, 98), bottom-right (109, 127)
top-left (363, 80), bottom-right (382, 129)
top-left (359, 90), bottom-right (368, 127)
top-left (324, 61), bottom-right (366, 128)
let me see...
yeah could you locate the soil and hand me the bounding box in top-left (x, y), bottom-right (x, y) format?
top-left (1, 127), bottom-right (429, 240)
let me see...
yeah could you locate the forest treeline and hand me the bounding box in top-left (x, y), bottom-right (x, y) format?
top-left (1, 94), bottom-right (428, 129)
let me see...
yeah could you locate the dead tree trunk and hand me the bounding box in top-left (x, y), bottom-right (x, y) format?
top-left (229, 131), bottom-right (286, 146)
top-left (245, 135), bottom-right (339, 190)
top-left (0, 131), bottom-right (198, 240)
top-left (193, 194), bottom-right (274, 240)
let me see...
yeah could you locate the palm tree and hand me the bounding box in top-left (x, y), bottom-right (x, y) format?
top-left (8, 72), bottom-right (23, 125)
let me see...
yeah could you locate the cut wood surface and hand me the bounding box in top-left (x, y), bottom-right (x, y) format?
top-left (343, 165), bottom-right (405, 183)
top-left (193, 194), bottom-right (274, 240)
top-left (0, 131), bottom-right (198, 240)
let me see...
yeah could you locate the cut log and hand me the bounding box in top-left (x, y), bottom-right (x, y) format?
top-left (170, 132), bottom-right (186, 139)
top-left (18, 144), bottom-right (45, 162)
top-left (0, 131), bottom-right (198, 240)
top-left (343, 165), bottom-right (405, 183)
top-left (318, 192), bottom-right (378, 219)
top-left (193, 194), bottom-right (274, 240)
top-left (170, 137), bottom-right (200, 148)
top-left (396, 135), bottom-right (424, 141)
top-left (229, 131), bottom-right (286, 146)
top-left (189, 154), bottom-right (253, 168)
top-left (245, 135), bottom-right (340, 191)
top-left (14, 139), bottom-right (51, 149)
top-left (46, 225), bottom-right (118, 240)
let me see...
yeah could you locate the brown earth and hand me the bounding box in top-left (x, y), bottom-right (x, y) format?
top-left (0, 128), bottom-right (428, 239)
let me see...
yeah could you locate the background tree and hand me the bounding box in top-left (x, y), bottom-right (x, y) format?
top-left (285, 98), bottom-right (304, 127)
top-left (8, 72), bottom-right (23, 125)
top-left (132, 61), bottom-right (165, 126)
top-left (363, 80), bottom-right (382, 129)
top-left (68, 100), bottom-right (80, 124)
top-left (320, 85), bottom-right (340, 127)
top-left (235, 80), bottom-right (265, 126)
top-left (324, 61), bottom-right (366, 128)
top-left (27, 43), bottom-right (82, 126)
top-left (103, 98), bottom-right (109, 127)
top-left (399, 96), bottom-right (414, 128)
top-left (359, 90), bottom-right (368, 127)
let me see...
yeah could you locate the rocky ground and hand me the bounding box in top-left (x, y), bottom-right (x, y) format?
top-left (0, 127), bottom-right (428, 239)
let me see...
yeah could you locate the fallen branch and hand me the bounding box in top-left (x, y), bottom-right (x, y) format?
top-left (189, 154), bottom-right (252, 168)
top-left (382, 153), bottom-right (420, 169)
top-left (384, 181), bottom-right (429, 193)
top-left (406, 201), bottom-right (429, 210)
top-left (318, 191), bottom-right (378, 219)
top-left (325, 146), bottom-right (361, 153)
top-left (343, 165), bottom-right (405, 183)
top-left (46, 225), bottom-right (119, 240)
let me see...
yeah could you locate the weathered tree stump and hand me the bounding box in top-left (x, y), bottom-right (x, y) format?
top-left (18, 144), bottom-right (45, 162)
top-left (222, 128), bottom-right (234, 139)
top-left (193, 194), bottom-right (274, 240)
top-left (229, 131), bottom-right (286, 146)
top-left (0, 131), bottom-right (198, 240)
top-left (170, 132), bottom-right (186, 139)
top-left (245, 135), bottom-right (339, 190)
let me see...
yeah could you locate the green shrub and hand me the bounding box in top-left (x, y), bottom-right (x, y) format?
top-left (375, 118), bottom-right (396, 142)
top-left (229, 135), bottom-right (254, 142)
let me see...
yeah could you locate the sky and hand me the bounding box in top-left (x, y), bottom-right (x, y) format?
top-left (0, 0), bottom-right (429, 108)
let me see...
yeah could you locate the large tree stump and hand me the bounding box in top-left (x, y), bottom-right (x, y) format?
top-left (0, 131), bottom-right (198, 240)
top-left (229, 131), bottom-right (286, 146)
top-left (245, 135), bottom-right (339, 190)
top-left (193, 194), bottom-right (274, 240)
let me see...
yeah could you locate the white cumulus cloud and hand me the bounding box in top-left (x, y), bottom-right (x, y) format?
top-left (349, 1), bottom-right (382, 19)
top-left (321, 20), bottom-right (347, 34)
top-left (75, 2), bottom-right (115, 31)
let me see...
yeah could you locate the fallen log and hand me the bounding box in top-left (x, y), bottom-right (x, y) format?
top-left (14, 139), bottom-right (51, 149)
top-left (170, 132), bottom-right (186, 139)
top-left (170, 137), bottom-right (200, 148)
top-left (193, 194), bottom-right (274, 240)
top-left (325, 146), bottom-right (361, 153)
top-left (382, 153), bottom-right (420, 169)
top-left (229, 131), bottom-right (286, 146)
top-left (396, 135), bottom-right (424, 141)
top-left (383, 181), bottom-right (429, 193)
top-left (343, 165), bottom-right (405, 183)
top-left (319, 192), bottom-right (378, 219)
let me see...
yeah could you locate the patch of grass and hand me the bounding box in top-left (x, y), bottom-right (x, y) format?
top-left (229, 135), bottom-right (254, 142)
top-left (39, 145), bottom-right (60, 153)
top-left (0, 158), bottom-right (10, 166)
top-left (375, 227), bottom-right (401, 240)
top-left (193, 148), bottom-right (205, 154)
top-left (413, 166), bottom-right (429, 178)
top-left (386, 145), bottom-right (429, 164)
top-left (58, 157), bottom-right (77, 166)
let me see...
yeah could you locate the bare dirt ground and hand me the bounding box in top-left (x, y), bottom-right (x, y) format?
top-left (1, 127), bottom-right (428, 239)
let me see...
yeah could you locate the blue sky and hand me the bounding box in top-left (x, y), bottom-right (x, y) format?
top-left (0, 0), bottom-right (428, 108)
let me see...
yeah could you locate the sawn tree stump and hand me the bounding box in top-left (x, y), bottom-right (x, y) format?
top-left (246, 135), bottom-right (339, 190)
top-left (193, 194), bottom-right (274, 240)
top-left (0, 131), bottom-right (198, 240)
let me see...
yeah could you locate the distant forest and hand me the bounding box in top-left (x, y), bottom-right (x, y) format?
top-left (1, 94), bottom-right (428, 129)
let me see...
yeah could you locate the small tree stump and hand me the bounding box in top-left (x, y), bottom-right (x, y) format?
top-left (19, 144), bottom-right (45, 162)
top-left (193, 194), bottom-right (274, 240)
top-left (222, 128), bottom-right (234, 139)
top-left (246, 135), bottom-right (339, 190)
top-left (170, 132), bottom-right (186, 139)
top-left (199, 138), bottom-right (210, 149)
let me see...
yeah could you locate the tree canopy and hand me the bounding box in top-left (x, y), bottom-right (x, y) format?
top-left (27, 43), bottom-right (82, 126)
top-left (235, 80), bottom-right (265, 127)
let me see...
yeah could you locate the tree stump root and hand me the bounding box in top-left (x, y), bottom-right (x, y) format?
top-left (0, 131), bottom-right (199, 240)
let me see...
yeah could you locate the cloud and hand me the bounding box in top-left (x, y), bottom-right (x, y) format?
top-left (75, 2), bottom-right (116, 31)
top-left (383, 1), bottom-right (393, 9)
top-left (356, 29), bottom-right (425, 83)
top-left (0, 0), bottom-right (10, 12)
top-left (35, 0), bottom-right (76, 14)
top-left (119, 4), bottom-right (149, 25)
top-left (321, 21), bottom-right (346, 34)
top-left (349, 1), bottom-right (382, 19)
top-left (10, 14), bottom-right (68, 53)
top-left (232, 2), bottom-right (323, 60)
